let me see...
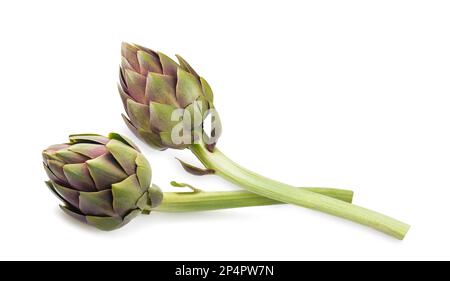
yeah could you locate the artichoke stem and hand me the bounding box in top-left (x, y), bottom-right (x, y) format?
top-left (189, 143), bottom-right (410, 240)
top-left (154, 191), bottom-right (281, 212)
top-left (154, 187), bottom-right (353, 213)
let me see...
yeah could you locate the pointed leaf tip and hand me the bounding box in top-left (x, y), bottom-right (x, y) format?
top-left (126, 98), bottom-right (151, 131)
top-left (63, 163), bottom-right (96, 192)
top-left (200, 77), bottom-right (214, 103)
top-left (137, 50), bottom-right (162, 74)
top-left (176, 69), bottom-right (202, 107)
top-left (123, 68), bottom-right (147, 104)
top-left (145, 72), bottom-right (178, 106)
top-left (107, 139), bottom-right (138, 176)
top-left (175, 54), bottom-right (199, 78)
top-left (60, 205), bottom-right (87, 224)
top-left (121, 42), bottom-right (140, 71)
top-left (79, 190), bottom-right (115, 217)
top-left (108, 132), bottom-right (140, 152)
top-left (158, 51), bottom-right (179, 76)
top-left (149, 102), bottom-right (179, 132)
top-left (86, 153), bottom-right (128, 190)
top-left (176, 158), bottom-right (215, 176)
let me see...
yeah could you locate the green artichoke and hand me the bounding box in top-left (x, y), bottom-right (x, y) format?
top-left (42, 133), bottom-right (355, 231)
top-left (43, 133), bottom-right (162, 230)
top-left (117, 43), bottom-right (410, 239)
top-left (119, 42), bottom-right (220, 150)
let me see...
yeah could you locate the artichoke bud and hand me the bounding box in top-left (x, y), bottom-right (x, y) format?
top-left (42, 133), bottom-right (162, 231)
top-left (119, 42), bottom-right (222, 150)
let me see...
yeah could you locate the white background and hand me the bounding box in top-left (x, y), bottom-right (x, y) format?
top-left (1, 0), bottom-right (449, 260)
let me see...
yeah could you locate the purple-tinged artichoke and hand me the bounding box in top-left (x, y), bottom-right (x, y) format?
top-left (42, 133), bottom-right (356, 231)
top-left (43, 133), bottom-right (162, 230)
top-left (119, 42), bottom-right (221, 150)
top-left (117, 43), bottom-right (410, 239)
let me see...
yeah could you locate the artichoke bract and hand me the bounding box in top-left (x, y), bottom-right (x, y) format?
top-left (43, 133), bottom-right (162, 230)
top-left (118, 43), bottom-right (410, 239)
top-left (119, 43), bottom-right (220, 150)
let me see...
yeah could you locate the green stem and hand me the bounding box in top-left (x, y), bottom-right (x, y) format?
top-left (154, 191), bottom-right (280, 212)
top-left (154, 187), bottom-right (353, 213)
top-left (189, 143), bottom-right (410, 240)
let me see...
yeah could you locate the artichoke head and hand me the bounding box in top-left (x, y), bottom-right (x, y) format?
top-left (42, 133), bottom-right (162, 231)
top-left (119, 42), bottom-right (221, 150)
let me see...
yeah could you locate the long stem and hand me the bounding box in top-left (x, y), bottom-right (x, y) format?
top-left (154, 187), bottom-right (353, 213)
top-left (189, 143), bottom-right (410, 240)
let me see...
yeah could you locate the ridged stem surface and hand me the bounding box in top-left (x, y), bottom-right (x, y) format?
top-left (155, 187), bottom-right (353, 212)
top-left (189, 143), bottom-right (410, 240)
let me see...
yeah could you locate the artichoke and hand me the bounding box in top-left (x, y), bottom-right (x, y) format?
top-left (43, 133), bottom-right (162, 230)
top-left (119, 43), bottom-right (220, 150)
top-left (118, 43), bottom-right (410, 239)
top-left (43, 133), bottom-right (354, 231)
